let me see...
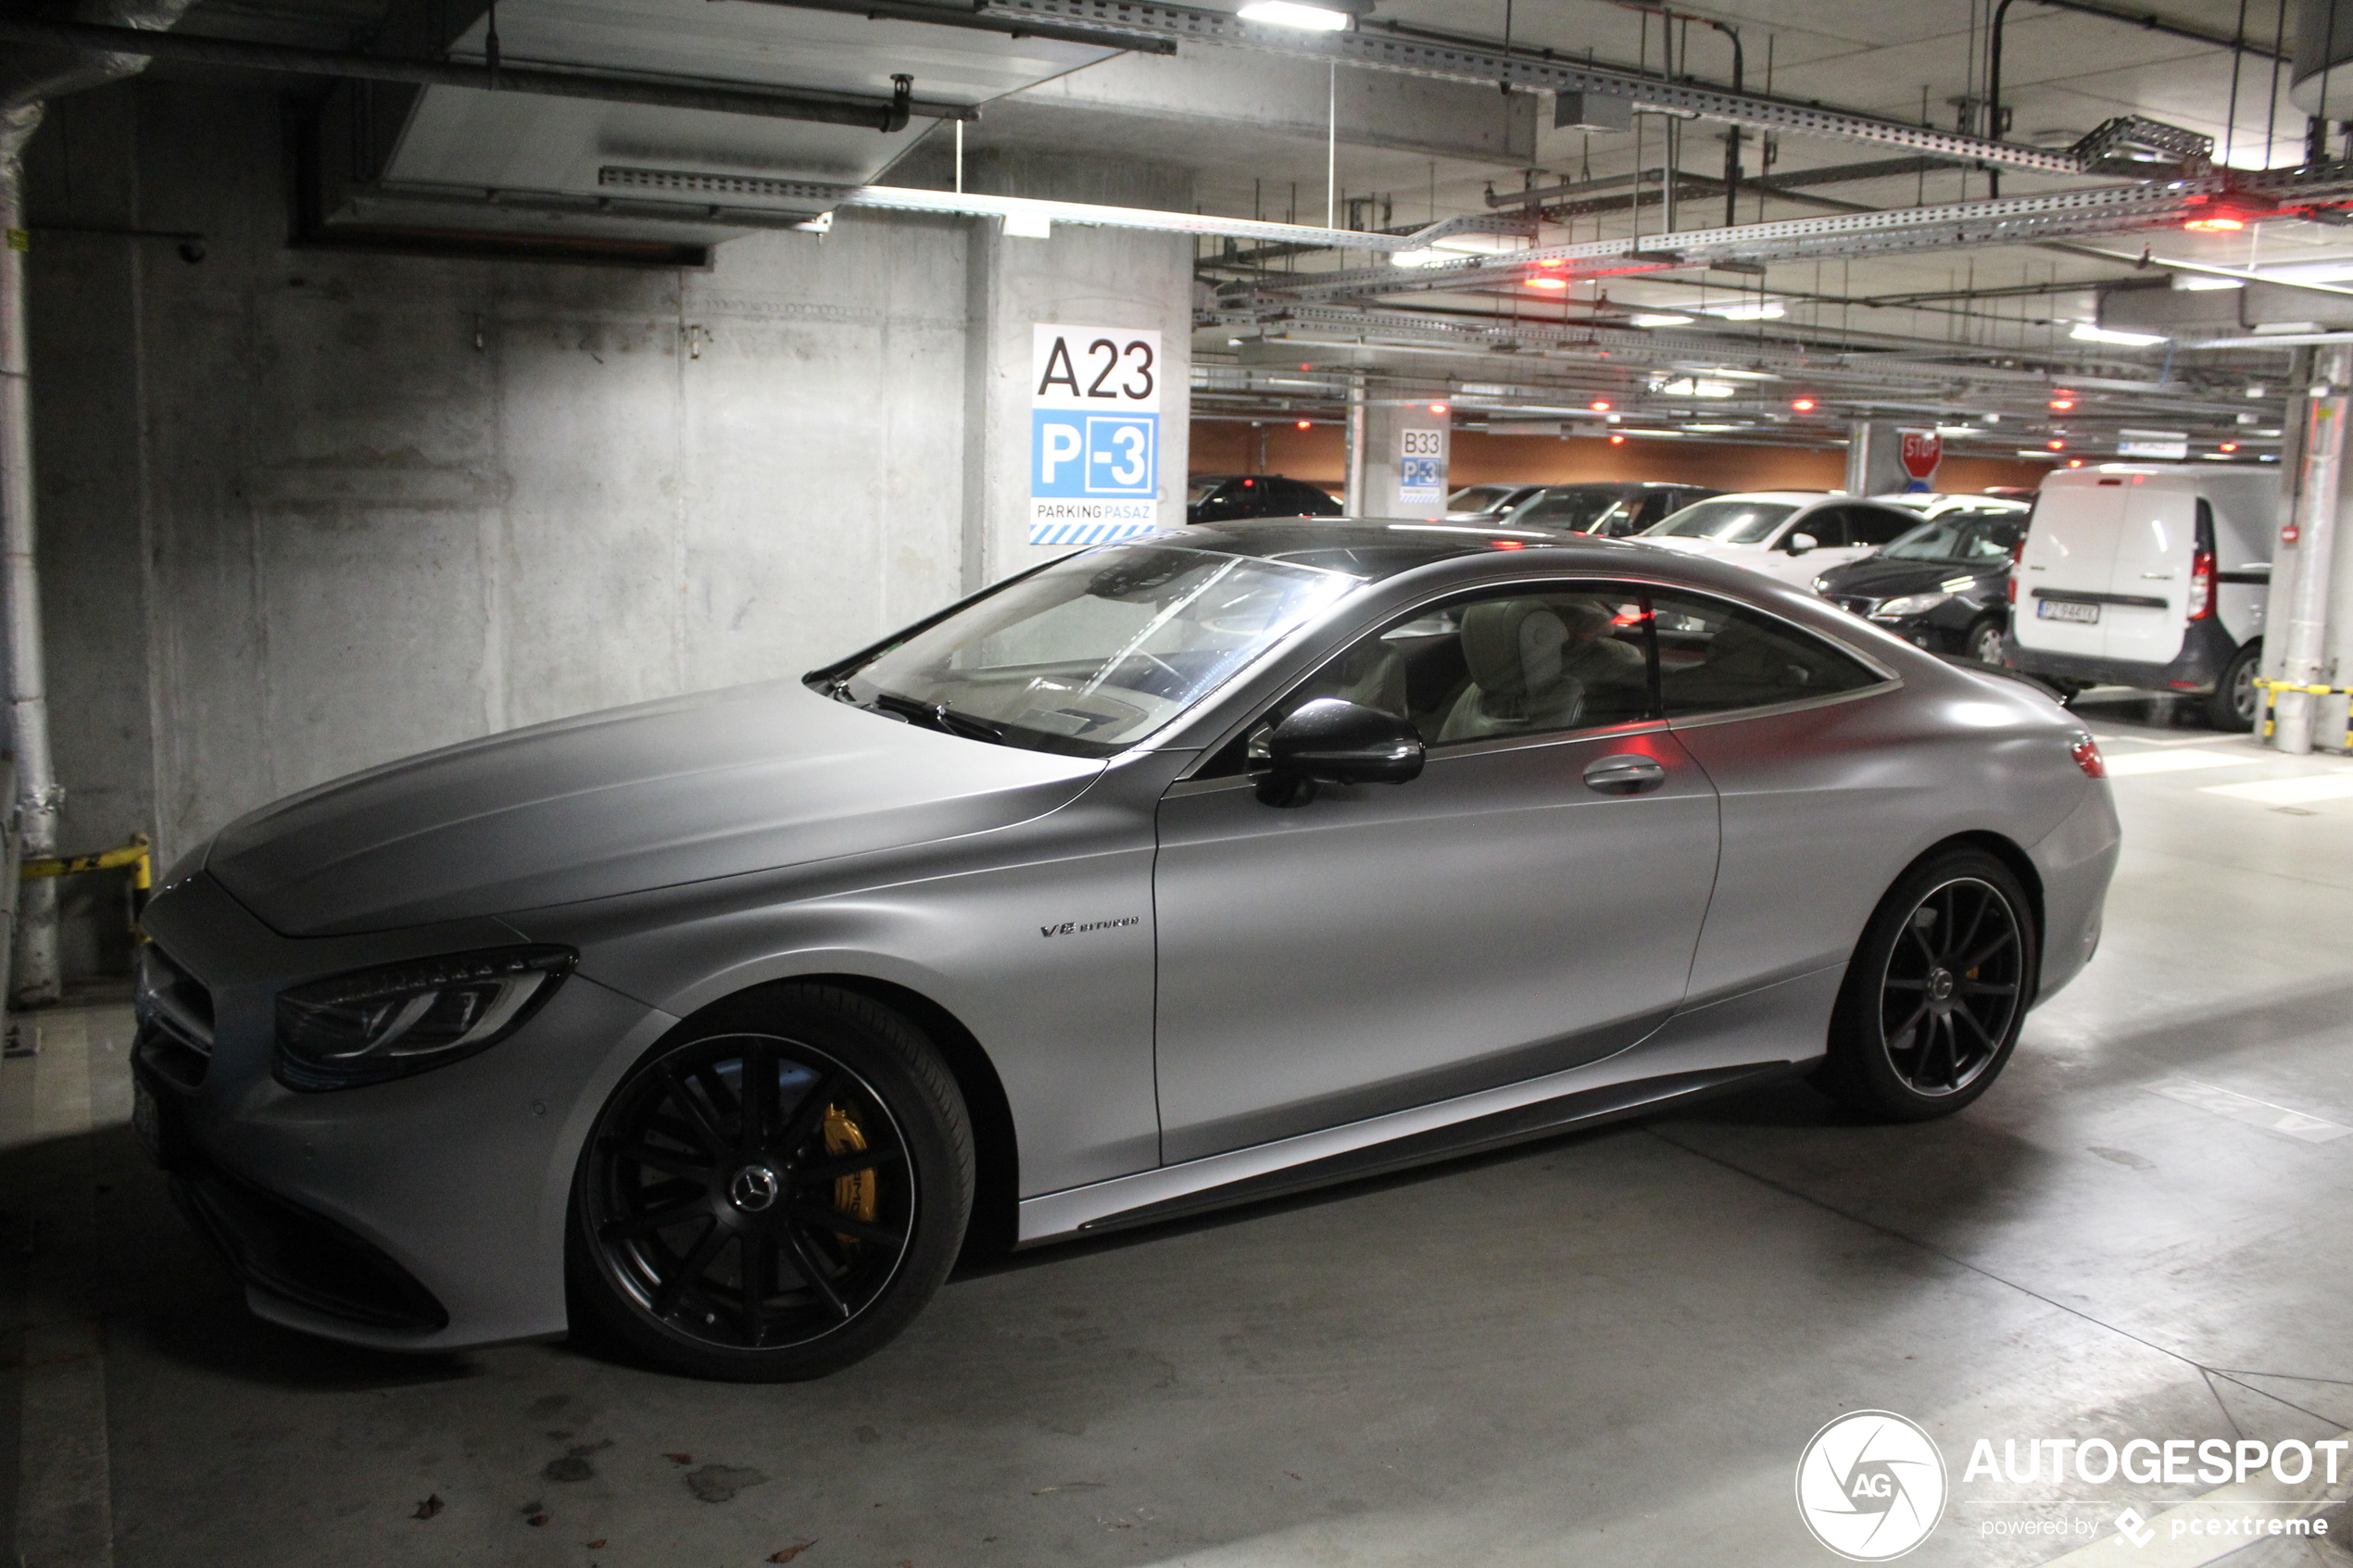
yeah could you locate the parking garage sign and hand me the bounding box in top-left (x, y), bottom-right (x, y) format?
top-left (1031, 324), bottom-right (1161, 546)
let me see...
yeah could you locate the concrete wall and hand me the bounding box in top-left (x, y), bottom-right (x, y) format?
top-left (1191, 420), bottom-right (2058, 496)
top-left (22, 83), bottom-right (1192, 977)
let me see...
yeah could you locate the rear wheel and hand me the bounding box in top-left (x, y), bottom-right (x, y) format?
top-left (1813, 848), bottom-right (2038, 1122)
top-left (569, 985), bottom-right (972, 1381)
top-left (2206, 641), bottom-right (2260, 733)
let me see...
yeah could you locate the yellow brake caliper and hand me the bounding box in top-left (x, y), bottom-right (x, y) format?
top-left (822, 1104), bottom-right (878, 1250)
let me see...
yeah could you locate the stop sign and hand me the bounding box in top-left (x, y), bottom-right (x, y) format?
top-left (1899, 428), bottom-right (1943, 482)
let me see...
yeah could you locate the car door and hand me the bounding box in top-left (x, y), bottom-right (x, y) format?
top-left (1151, 580), bottom-right (1723, 1163)
top-left (2102, 484), bottom-right (2196, 665)
top-left (1793, 506), bottom-right (1876, 575)
top-left (2013, 483), bottom-right (2120, 658)
top-left (1649, 587), bottom-right (1906, 1004)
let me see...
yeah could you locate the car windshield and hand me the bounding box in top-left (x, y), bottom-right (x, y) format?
top-left (1509, 490), bottom-right (1632, 532)
top-left (1186, 479), bottom-right (1222, 506)
top-left (1882, 514), bottom-right (2024, 561)
top-left (1645, 499), bottom-right (1799, 545)
top-left (830, 544), bottom-right (1358, 757)
top-left (1444, 484), bottom-right (1521, 514)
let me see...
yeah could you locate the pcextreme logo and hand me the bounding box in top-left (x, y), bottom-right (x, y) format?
top-left (1795, 1411), bottom-right (1950, 1562)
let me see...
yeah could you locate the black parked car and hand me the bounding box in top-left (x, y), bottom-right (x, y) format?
top-left (1811, 508), bottom-right (2030, 664)
top-left (1500, 482), bottom-right (1721, 538)
top-left (1187, 474), bottom-right (1341, 524)
top-left (1441, 483), bottom-right (1548, 521)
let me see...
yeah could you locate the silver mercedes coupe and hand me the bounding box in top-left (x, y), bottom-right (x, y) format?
top-left (132, 521), bottom-right (2119, 1380)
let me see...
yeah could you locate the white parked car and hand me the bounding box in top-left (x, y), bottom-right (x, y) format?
top-left (1639, 492), bottom-right (1924, 588)
top-left (1872, 492), bottom-right (2034, 521)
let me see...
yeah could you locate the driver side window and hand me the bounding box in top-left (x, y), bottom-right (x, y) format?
top-left (1252, 583), bottom-right (1658, 757)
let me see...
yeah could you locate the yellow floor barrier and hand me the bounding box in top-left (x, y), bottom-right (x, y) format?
top-left (2249, 677), bottom-right (2353, 748)
top-left (18, 832), bottom-right (152, 927)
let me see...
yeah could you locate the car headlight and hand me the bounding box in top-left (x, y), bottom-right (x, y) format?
top-left (1868, 592), bottom-right (1953, 621)
top-left (275, 946), bottom-right (574, 1091)
top-left (1810, 576), bottom-right (1833, 594)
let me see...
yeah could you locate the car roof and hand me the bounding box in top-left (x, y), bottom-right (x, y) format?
top-left (1694, 490), bottom-right (1836, 504)
top-left (1168, 518), bottom-right (1659, 580)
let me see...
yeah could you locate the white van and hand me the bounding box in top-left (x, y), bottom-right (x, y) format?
top-left (2006, 465), bottom-right (2275, 730)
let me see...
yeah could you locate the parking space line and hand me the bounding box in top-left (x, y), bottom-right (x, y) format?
top-left (2144, 1078), bottom-right (2353, 1145)
top-left (2200, 775), bottom-right (2353, 806)
top-left (2102, 751), bottom-right (2267, 777)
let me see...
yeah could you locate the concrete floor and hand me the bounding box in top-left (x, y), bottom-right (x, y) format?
top-left (8, 697), bottom-right (2353, 1567)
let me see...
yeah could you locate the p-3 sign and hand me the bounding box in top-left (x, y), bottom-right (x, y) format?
top-left (1031, 325), bottom-right (1162, 546)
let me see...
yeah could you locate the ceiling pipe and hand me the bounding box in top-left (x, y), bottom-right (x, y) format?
top-left (2, 0), bottom-right (202, 1008)
top-left (0, 18), bottom-right (981, 130)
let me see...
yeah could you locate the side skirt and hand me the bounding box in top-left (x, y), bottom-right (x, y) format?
top-left (1016, 1060), bottom-right (1794, 1244)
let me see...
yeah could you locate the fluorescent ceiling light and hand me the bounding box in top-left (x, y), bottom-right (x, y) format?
top-left (1683, 365), bottom-right (1780, 381)
top-left (1390, 232), bottom-right (1524, 269)
top-left (1651, 377), bottom-right (1738, 398)
top-left (1630, 313), bottom-right (1695, 327)
top-left (1933, 425), bottom-right (1979, 436)
top-left (1001, 209), bottom-right (1051, 239)
top-left (2246, 259), bottom-right (2353, 286)
top-left (1699, 300), bottom-right (1786, 321)
top-left (2070, 322), bottom-right (2166, 346)
top-left (2175, 275), bottom-right (2245, 291)
top-left (1237, 2), bottom-right (1352, 30)
top-left (1681, 422), bottom-right (1745, 432)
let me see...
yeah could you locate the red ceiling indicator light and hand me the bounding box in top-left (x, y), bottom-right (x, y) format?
top-left (1429, 402), bottom-right (1450, 416)
top-left (1529, 275), bottom-right (1571, 290)
top-left (1295, 419), bottom-right (1313, 430)
top-left (1590, 398), bottom-right (1613, 412)
top-left (1608, 433), bottom-right (1627, 445)
top-left (2068, 458), bottom-right (2084, 468)
top-left (2221, 441), bottom-right (2239, 452)
top-left (2047, 439), bottom-right (2067, 451)
top-left (1792, 397), bottom-right (1817, 413)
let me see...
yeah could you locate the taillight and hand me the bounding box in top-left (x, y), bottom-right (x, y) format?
top-left (2187, 547), bottom-right (2215, 621)
top-left (2070, 734), bottom-right (2106, 779)
top-left (2006, 572), bottom-right (2018, 605)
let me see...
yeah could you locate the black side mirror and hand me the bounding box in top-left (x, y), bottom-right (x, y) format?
top-left (1252, 698), bottom-right (1425, 807)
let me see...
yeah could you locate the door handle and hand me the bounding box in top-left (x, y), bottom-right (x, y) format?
top-left (1583, 754), bottom-right (1667, 796)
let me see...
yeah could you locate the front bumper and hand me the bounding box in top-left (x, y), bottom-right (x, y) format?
top-left (136, 869), bottom-right (677, 1350)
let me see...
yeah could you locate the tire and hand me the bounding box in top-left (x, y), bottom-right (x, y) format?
top-left (1812, 848), bottom-right (2039, 1122)
top-left (569, 984), bottom-right (973, 1381)
top-left (2206, 641), bottom-right (2260, 733)
top-left (1964, 617), bottom-right (2006, 666)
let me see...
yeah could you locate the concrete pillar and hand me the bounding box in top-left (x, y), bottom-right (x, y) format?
top-left (1843, 420), bottom-right (1906, 496)
top-left (958, 150), bottom-right (1193, 594)
top-left (2270, 345), bottom-right (2352, 754)
top-left (1342, 374), bottom-right (1367, 515)
top-left (1354, 400), bottom-right (1450, 520)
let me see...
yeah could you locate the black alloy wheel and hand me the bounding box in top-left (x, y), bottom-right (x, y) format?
top-left (571, 985), bottom-right (971, 1381)
top-left (1815, 848), bottom-right (2038, 1121)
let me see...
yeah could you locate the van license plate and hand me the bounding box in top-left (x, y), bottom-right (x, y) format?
top-left (2037, 600), bottom-right (2100, 624)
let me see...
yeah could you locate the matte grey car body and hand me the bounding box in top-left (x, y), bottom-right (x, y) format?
top-left (133, 521), bottom-right (2119, 1357)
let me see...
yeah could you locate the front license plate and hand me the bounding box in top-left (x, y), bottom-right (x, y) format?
top-left (2037, 600), bottom-right (2100, 624)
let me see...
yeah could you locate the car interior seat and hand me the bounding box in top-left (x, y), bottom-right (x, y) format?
top-left (1438, 599), bottom-right (1589, 742)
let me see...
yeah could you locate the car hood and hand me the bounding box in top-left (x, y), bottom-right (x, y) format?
top-left (205, 681), bottom-right (1105, 937)
top-left (1818, 556), bottom-right (1994, 596)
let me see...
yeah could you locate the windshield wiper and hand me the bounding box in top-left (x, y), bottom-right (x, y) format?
top-left (865, 690), bottom-right (1006, 744)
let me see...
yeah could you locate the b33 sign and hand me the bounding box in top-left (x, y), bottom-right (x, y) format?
top-left (1031, 324), bottom-right (1161, 546)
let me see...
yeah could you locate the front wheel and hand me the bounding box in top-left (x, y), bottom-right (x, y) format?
top-left (1812, 848), bottom-right (2039, 1121)
top-left (1964, 617), bottom-right (2007, 666)
top-left (2206, 641), bottom-right (2260, 733)
top-left (569, 985), bottom-right (973, 1381)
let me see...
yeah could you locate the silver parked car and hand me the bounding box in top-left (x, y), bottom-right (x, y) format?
top-left (133, 521), bottom-right (2119, 1380)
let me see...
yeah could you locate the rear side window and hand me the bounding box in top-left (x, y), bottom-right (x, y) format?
top-left (1846, 506), bottom-right (1918, 546)
top-left (1652, 590), bottom-right (1884, 717)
